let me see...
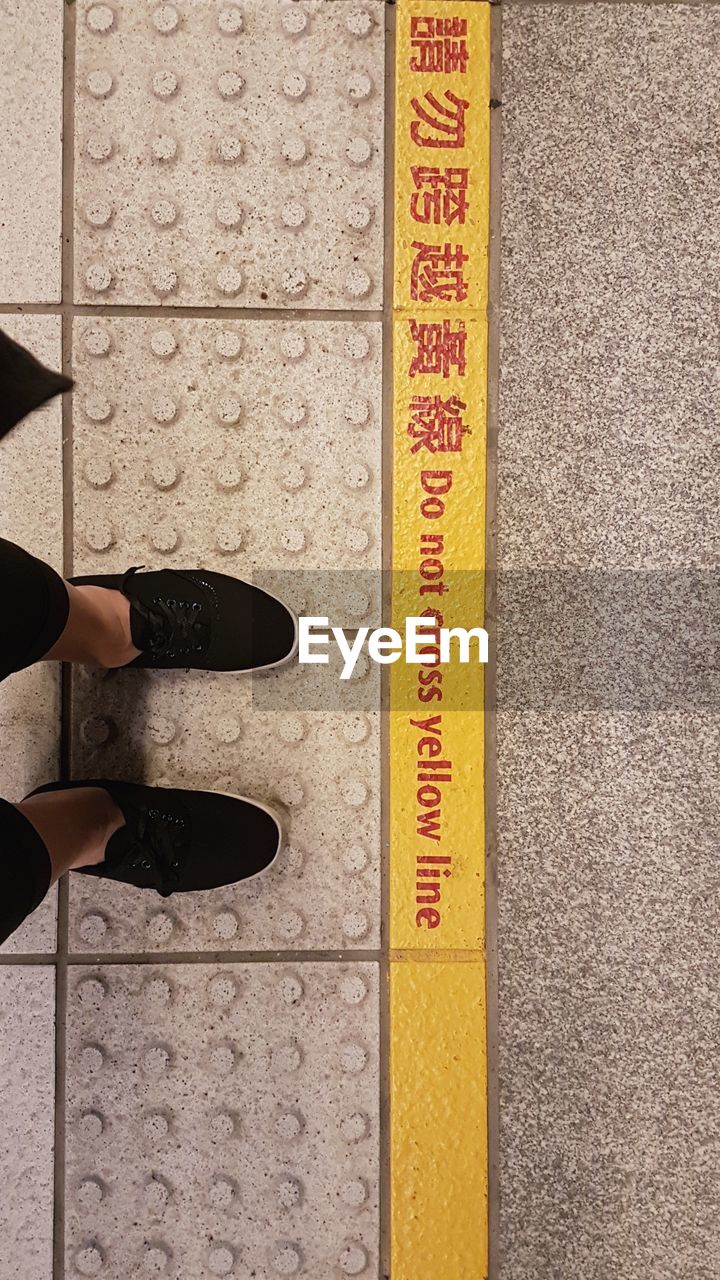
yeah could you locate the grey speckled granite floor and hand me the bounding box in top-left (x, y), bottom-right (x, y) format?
top-left (497, 6), bottom-right (720, 1280)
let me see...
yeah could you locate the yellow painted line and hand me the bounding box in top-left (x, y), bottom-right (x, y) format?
top-left (390, 962), bottom-right (488, 1280)
top-left (390, 2), bottom-right (490, 1276)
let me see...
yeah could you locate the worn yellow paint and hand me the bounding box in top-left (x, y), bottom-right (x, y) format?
top-left (390, 963), bottom-right (489, 1280)
top-left (390, 1), bottom-right (490, 1276)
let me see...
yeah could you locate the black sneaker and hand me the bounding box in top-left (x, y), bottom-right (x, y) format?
top-left (0, 327), bottom-right (73, 439)
top-left (69, 566), bottom-right (298, 672)
top-left (26, 779), bottom-right (283, 896)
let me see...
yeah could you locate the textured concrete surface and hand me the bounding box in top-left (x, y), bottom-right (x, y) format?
top-left (74, 0), bottom-right (385, 308)
top-left (70, 664), bottom-right (380, 951)
top-left (72, 317), bottom-right (382, 624)
top-left (0, 0), bottom-right (63, 303)
top-left (498, 7), bottom-right (720, 1279)
top-left (0, 967), bottom-right (55, 1280)
top-left (66, 962), bottom-right (379, 1278)
top-left (0, 315), bottom-right (63, 954)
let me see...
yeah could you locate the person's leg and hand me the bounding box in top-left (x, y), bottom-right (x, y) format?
top-left (41, 581), bottom-right (140, 667)
top-left (16, 787), bottom-right (125, 884)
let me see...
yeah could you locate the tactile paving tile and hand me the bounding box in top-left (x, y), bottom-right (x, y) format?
top-left (65, 962), bottom-right (379, 1279)
top-left (74, 0), bottom-right (385, 308)
top-left (0, 967), bottom-right (55, 1280)
top-left (0, 316), bottom-right (63, 953)
top-left (0, 0), bottom-right (63, 302)
top-left (69, 661), bottom-right (380, 952)
top-left (71, 316), bottom-right (382, 625)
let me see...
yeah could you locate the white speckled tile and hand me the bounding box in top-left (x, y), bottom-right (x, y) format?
top-left (71, 316), bottom-right (382, 625)
top-left (0, 967), bottom-right (55, 1280)
top-left (74, 0), bottom-right (385, 308)
top-left (69, 660), bottom-right (380, 952)
top-left (65, 962), bottom-right (379, 1279)
top-left (0, 0), bottom-right (63, 302)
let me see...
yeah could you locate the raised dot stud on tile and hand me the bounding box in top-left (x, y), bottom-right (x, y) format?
top-left (281, 6), bottom-right (309, 36)
top-left (277, 1176), bottom-right (303, 1209)
top-left (150, 199), bottom-right (178, 227)
top-left (209, 1111), bottom-right (237, 1141)
top-left (346, 7), bottom-right (373, 38)
top-left (143, 1111), bottom-right (170, 1141)
top-left (279, 398), bottom-right (306, 426)
top-left (343, 910), bottom-right (370, 940)
top-left (277, 716), bottom-right (304, 744)
top-left (83, 327), bottom-right (111, 356)
top-left (216, 134), bottom-right (244, 163)
top-left (218, 6), bottom-right (244, 34)
top-left (279, 330), bottom-right (306, 359)
top-left (147, 714), bottom-right (176, 744)
top-left (278, 973), bottom-right (304, 1005)
top-left (208, 974), bottom-right (238, 1007)
top-left (275, 909), bottom-right (305, 941)
top-left (279, 463), bottom-right (306, 491)
top-left (282, 72), bottom-right (308, 100)
top-left (153, 4), bottom-right (179, 33)
top-left (151, 133), bottom-right (178, 161)
top-left (150, 266), bottom-right (178, 297)
top-left (345, 266), bottom-right (372, 299)
top-left (77, 1178), bottom-right (105, 1209)
top-left (144, 1177), bottom-right (171, 1215)
top-left (74, 1244), bottom-right (105, 1276)
top-left (346, 72), bottom-right (373, 101)
top-left (217, 70), bottom-right (245, 98)
top-left (143, 1045), bottom-right (171, 1076)
top-left (346, 136), bottom-right (372, 167)
top-left (344, 398), bottom-right (370, 427)
top-left (272, 1243), bottom-right (303, 1276)
top-left (150, 329), bottom-right (177, 358)
top-left (80, 1044), bottom-right (105, 1075)
top-left (77, 975), bottom-right (107, 1009)
top-left (210, 1044), bottom-right (236, 1076)
top-left (87, 4), bottom-right (115, 33)
top-left (209, 1177), bottom-right (236, 1210)
top-left (81, 714), bottom-right (111, 746)
top-left (279, 527), bottom-right (305, 554)
top-left (341, 1111), bottom-right (370, 1143)
top-left (339, 974), bottom-right (369, 1005)
top-left (84, 200), bottom-right (114, 228)
top-left (275, 1109), bottom-right (304, 1141)
top-left (85, 263), bottom-right (114, 294)
top-left (343, 461), bottom-right (370, 490)
top-left (345, 330), bottom-right (371, 360)
top-left (215, 459), bottom-right (244, 490)
top-left (149, 457), bottom-right (179, 489)
top-left (215, 396), bottom-right (243, 426)
top-left (84, 456), bottom-right (114, 488)
top-left (281, 200), bottom-right (307, 229)
top-left (340, 1042), bottom-right (369, 1075)
top-left (78, 1110), bottom-right (105, 1140)
top-left (216, 265), bottom-right (243, 296)
top-left (216, 201), bottom-right (244, 229)
top-left (342, 843), bottom-right (369, 875)
top-left (345, 526), bottom-right (370, 554)
top-left (281, 135), bottom-right (307, 165)
top-left (272, 1040), bottom-right (303, 1073)
top-left (78, 913), bottom-right (108, 945)
top-left (84, 394), bottom-right (113, 423)
top-left (86, 69), bottom-right (114, 98)
top-left (215, 330), bottom-right (243, 359)
top-left (208, 1245), bottom-right (235, 1277)
top-left (144, 1245), bottom-right (171, 1272)
top-left (281, 267), bottom-right (308, 298)
top-left (213, 909), bottom-right (240, 940)
top-left (340, 1243), bottom-right (369, 1276)
top-left (152, 69), bottom-right (179, 98)
top-left (341, 1178), bottom-right (368, 1207)
top-left (151, 395), bottom-right (178, 424)
top-left (215, 715), bottom-right (241, 743)
top-left (143, 976), bottom-right (173, 1007)
top-left (150, 521), bottom-right (178, 552)
top-left (346, 201), bottom-right (373, 231)
top-left (146, 910), bottom-right (175, 944)
top-left (82, 519), bottom-right (113, 555)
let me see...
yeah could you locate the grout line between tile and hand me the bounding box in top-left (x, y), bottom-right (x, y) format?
top-left (59, 949), bottom-right (383, 966)
top-left (486, 6), bottom-right (502, 1278)
top-left (0, 302), bottom-right (384, 323)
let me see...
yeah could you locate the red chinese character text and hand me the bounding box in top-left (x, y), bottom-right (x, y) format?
top-left (410, 90), bottom-right (469, 149)
top-left (410, 16), bottom-right (469, 74)
top-left (407, 395), bottom-right (470, 454)
top-left (410, 165), bottom-right (469, 225)
top-left (410, 240), bottom-right (469, 304)
top-left (409, 320), bottom-right (467, 379)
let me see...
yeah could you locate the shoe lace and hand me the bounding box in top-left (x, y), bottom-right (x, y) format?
top-left (122, 567), bottom-right (210, 659)
top-left (129, 804), bottom-right (189, 891)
